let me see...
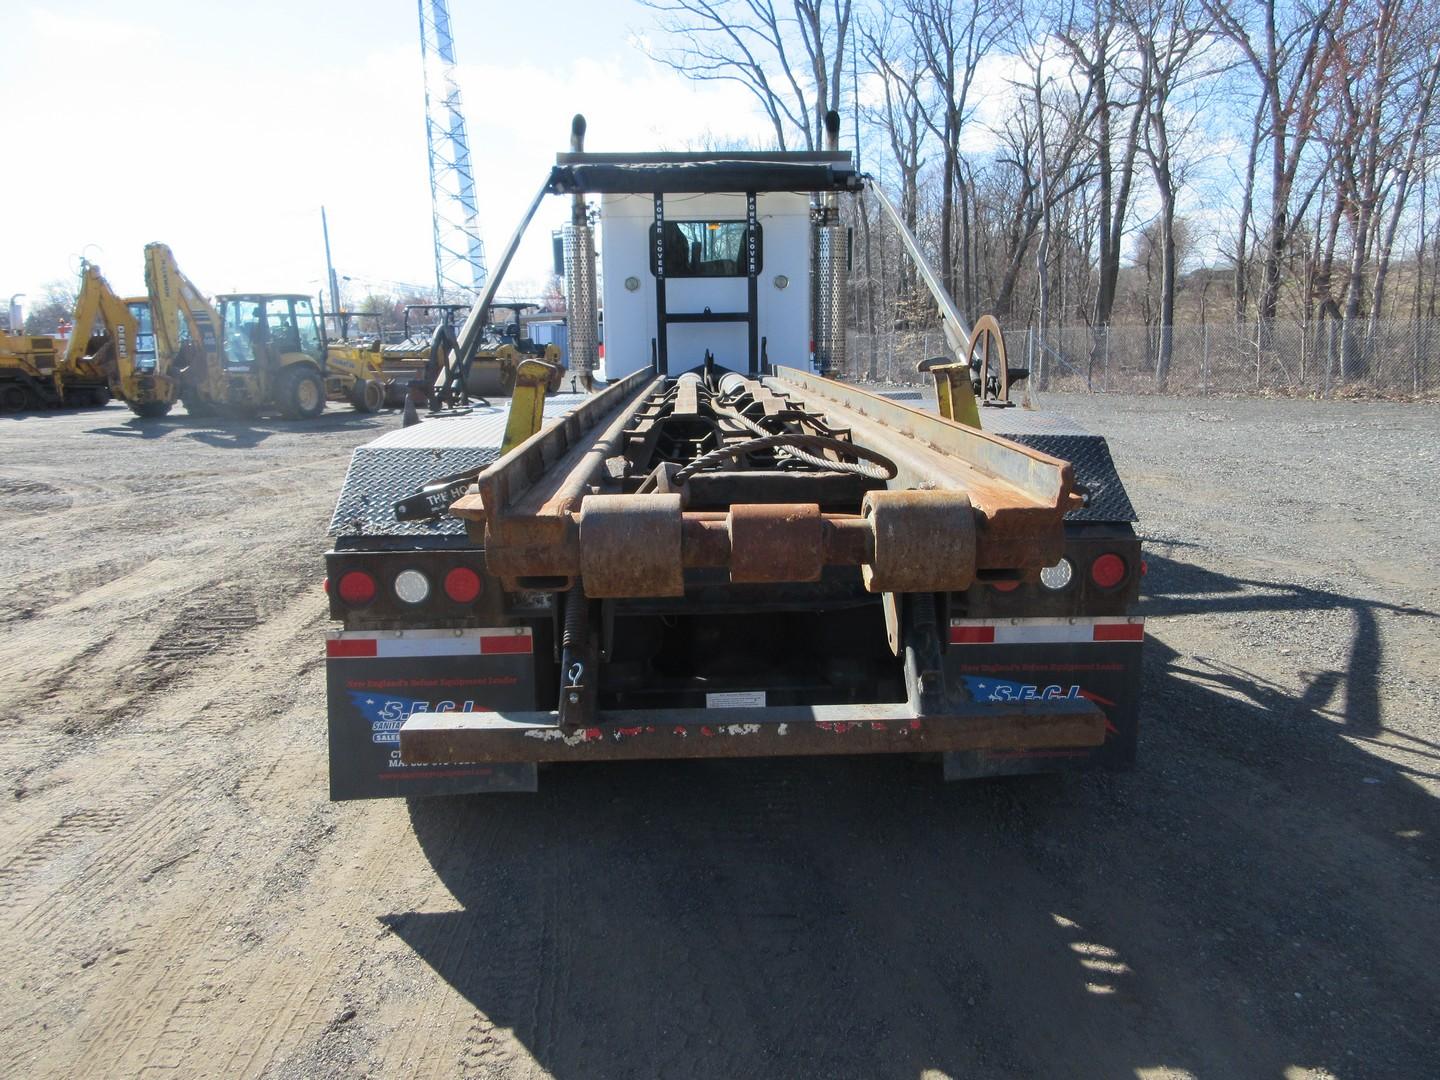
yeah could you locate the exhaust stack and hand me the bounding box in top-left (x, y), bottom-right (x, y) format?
top-left (812, 110), bottom-right (848, 379)
top-left (564, 114), bottom-right (599, 391)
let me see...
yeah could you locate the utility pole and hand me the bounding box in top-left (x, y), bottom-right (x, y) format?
top-left (321, 205), bottom-right (341, 315)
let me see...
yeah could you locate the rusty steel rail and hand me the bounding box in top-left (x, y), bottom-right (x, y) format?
top-left (399, 698), bottom-right (1105, 765)
top-left (767, 366), bottom-right (1072, 506)
top-left (765, 367), bottom-right (1080, 572)
top-left (452, 368), bottom-right (1082, 594)
top-left (449, 368), bottom-right (657, 566)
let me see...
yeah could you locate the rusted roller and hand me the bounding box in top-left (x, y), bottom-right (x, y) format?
top-left (578, 493), bottom-right (685, 597)
top-left (860, 488), bottom-right (977, 593)
top-left (728, 503), bottom-right (824, 583)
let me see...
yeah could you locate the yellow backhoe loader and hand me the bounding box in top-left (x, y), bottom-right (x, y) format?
top-left (145, 243), bottom-right (385, 419)
top-left (53, 262), bottom-right (137, 408)
top-left (119, 293), bottom-right (174, 417)
top-left (0, 262), bottom-right (144, 411)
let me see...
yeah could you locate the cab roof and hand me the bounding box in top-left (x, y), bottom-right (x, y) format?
top-left (547, 150), bottom-right (859, 196)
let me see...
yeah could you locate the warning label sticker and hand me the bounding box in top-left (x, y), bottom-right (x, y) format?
top-left (705, 691), bottom-right (766, 709)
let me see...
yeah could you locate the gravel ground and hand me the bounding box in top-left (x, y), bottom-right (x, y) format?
top-left (0, 393), bottom-right (1436, 1079)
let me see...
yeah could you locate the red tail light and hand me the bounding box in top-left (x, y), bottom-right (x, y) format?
top-left (444, 567), bottom-right (483, 603)
top-left (1090, 554), bottom-right (1127, 589)
top-left (989, 579), bottom-right (1019, 592)
top-left (338, 570), bottom-right (377, 605)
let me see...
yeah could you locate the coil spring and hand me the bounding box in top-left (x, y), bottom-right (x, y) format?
top-left (562, 584), bottom-right (586, 649)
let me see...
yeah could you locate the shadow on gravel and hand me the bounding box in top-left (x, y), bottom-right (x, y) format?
top-left (386, 555), bottom-right (1439, 1078)
top-left (1139, 552), bottom-right (1438, 747)
top-left (86, 409), bottom-right (391, 447)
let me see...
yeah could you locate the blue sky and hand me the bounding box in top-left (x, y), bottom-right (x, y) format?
top-left (2, 0), bottom-right (769, 310)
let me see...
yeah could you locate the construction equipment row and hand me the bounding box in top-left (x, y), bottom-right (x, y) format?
top-left (3, 248), bottom-right (562, 419)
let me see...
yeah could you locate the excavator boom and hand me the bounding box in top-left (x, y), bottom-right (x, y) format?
top-left (52, 263), bottom-right (136, 406)
top-left (144, 242), bottom-right (221, 373)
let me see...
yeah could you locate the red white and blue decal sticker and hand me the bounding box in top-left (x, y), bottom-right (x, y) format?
top-left (959, 675), bottom-right (1116, 709)
top-left (346, 691), bottom-right (507, 745)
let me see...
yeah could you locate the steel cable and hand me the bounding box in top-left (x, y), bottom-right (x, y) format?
top-left (674, 433), bottom-right (897, 482)
top-left (727, 408), bottom-right (881, 477)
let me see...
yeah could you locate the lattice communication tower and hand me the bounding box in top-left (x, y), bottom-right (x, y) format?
top-left (417, 0), bottom-right (487, 300)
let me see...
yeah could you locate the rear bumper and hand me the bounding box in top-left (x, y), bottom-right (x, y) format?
top-left (398, 699), bottom-right (1105, 765)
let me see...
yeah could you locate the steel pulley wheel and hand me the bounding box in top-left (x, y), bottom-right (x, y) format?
top-left (967, 314), bottom-right (1009, 404)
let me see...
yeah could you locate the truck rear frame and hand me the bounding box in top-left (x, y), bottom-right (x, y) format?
top-left (323, 114), bottom-right (1143, 798)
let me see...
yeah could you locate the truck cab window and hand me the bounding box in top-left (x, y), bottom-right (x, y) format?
top-left (650, 220), bottom-right (760, 278)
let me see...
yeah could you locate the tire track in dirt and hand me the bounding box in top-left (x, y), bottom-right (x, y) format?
top-left (362, 802), bottom-right (538, 1080)
top-left (0, 411), bottom-right (376, 1077)
top-left (3, 595), bottom-right (325, 936)
top-left (0, 594), bottom-right (329, 1076)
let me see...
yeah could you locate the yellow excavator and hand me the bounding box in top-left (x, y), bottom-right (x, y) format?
top-left (53, 262), bottom-right (136, 408)
top-left (116, 291), bottom-right (176, 417)
top-left (0, 262), bottom-right (146, 412)
top-left (144, 243), bottom-right (387, 418)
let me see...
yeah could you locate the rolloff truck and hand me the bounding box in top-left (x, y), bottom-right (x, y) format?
top-left (324, 114), bottom-right (1143, 799)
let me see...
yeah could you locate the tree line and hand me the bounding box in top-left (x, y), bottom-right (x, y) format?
top-left (642, 0), bottom-right (1440, 384)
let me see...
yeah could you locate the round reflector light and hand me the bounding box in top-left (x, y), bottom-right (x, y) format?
top-left (990, 579), bottom-right (1020, 592)
top-left (337, 570), bottom-right (376, 605)
top-left (1039, 557), bottom-right (1074, 591)
top-left (394, 569), bottom-right (431, 605)
top-left (444, 567), bottom-right (483, 603)
top-left (1091, 553), bottom-right (1127, 589)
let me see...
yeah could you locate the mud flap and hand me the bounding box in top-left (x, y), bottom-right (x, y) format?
top-left (326, 627), bottom-right (541, 799)
top-left (941, 618), bottom-right (1143, 780)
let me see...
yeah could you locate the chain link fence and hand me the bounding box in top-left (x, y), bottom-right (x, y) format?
top-left (848, 318), bottom-right (1440, 399)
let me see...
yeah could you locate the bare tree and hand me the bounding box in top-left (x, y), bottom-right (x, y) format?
top-left (858, 11), bottom-right (929, 300)
top-left (1363, 14), bottom-right (1440, 338)
top-left (1054, 0), bottom-right (1147, 341)
top-left (1206, 0), bottom-right (1345, 335)
top-left (989, 61), bottom-right (1096, 317)
top-left (640, 0), bottom-right (854, 150)
top-left (904, 0), bottom-right (1018, 302)
top-left (23, 280), bottom-right (80, 336)
top-left (1228, 88), bottom-right (1270, 321)
top-left (1121, 0), bottom-right (1217, 388)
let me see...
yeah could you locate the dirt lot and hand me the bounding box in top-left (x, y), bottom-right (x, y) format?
top-left (1, 395), bottom-right (1437, 1079)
